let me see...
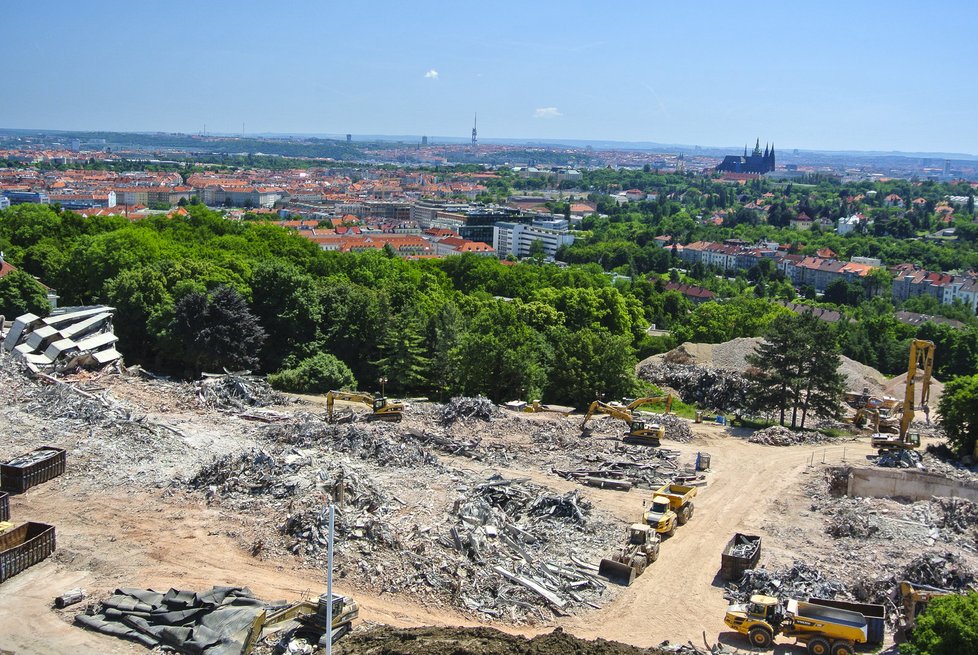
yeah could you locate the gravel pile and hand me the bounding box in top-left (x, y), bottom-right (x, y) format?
top-left (641, 337), bottom-right (890, 397)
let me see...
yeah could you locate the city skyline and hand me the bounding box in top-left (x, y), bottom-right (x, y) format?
top-left (3, 1), bottom-right (978, 155)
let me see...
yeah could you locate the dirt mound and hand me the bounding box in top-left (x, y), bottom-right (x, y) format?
top-left (884, 371), bottom-right (944, 411)
top-left (640, 338), bottom-right (890, 395)
top-left (333, 626), bottom-right (665, 655)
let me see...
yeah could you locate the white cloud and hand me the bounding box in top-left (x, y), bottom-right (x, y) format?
top-left (424, 69), bottom-right (439, 79)
top-left (533, 106), bottom-right (562, 119)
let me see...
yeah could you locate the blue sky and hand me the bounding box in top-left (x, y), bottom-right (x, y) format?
top-left (4, 1), bottom-right (977, 154)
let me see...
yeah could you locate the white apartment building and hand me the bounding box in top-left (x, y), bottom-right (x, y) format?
top-left (492, 219), bottom-right (574, 259)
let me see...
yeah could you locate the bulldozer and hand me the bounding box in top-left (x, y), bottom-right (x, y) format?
top-left (580, 400), bottom-right (665, 446)
top-left (325, 390), bottom-right (404, 422)
top-left (598, 523), bottom-right (661, 585)
top-left (871, 339), bottom-right (934, 453)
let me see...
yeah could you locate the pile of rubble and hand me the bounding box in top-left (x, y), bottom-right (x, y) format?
top-left (2, 306), bottom-right (121, 373)
top-left (185, 430), bottom-right (619, 621)
top-left (724, 561), bottom-right (846, 603)
top-left (442, 396), bottom-right (496, 425)
top-left (636, 363), bottom-right (751, 413)
top-left (876, 449), bottom-right (923, 468)
top-left (553, 449), bottom-right (681, 491)
top-left (263, 421), bottom-right (438, 468)
top-left (656, 414), bottom-right (694, 443)
top-left (900, 552), bottom-right (976, 591)
top-left (748, 426), bottom-right (825, 447)
top-left (194, 373), bottom-right (286, 410)
top-left (934, 497), bottom-right (978, 535)
top-left (824, 499), bottom-right (891, 539)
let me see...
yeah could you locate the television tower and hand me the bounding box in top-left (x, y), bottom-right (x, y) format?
top-left (471, 113), bottom-right (478, 145)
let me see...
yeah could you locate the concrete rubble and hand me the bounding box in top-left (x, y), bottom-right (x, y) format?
top-left (724, 561), bottom-right (846, 603)
top-left (652, 414), bottom-right (694, 443)
top-left (441, 396), bottom-right (496, 424)
top-left (1, 306), bottom-right (121, 373)
top-left (184, 419), bottom-right (621, 622)
top-left (195, 373), bottom-right (288, 412)
top-left (748, 425), bottom-right (826, 446)
top-left (637, 363), bottom-right (750, 413)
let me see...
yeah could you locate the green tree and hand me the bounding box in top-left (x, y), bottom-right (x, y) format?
top-left (267, 352), bottom-right (356, 394)
top-left (104, 266), bottom-right (171, 364)
top-left (546, 327), bottom-right (638, 407)
top-left (747, 312), bottom-right (846, 428)
top-left (900, 592), bottom-right (978, 655)
top-left (375, 306), bottom-right (431, 393)
top-left (0, 269), bottom-right (49, 317)
top-left (938, 375), bottom-right (978, 456)
top-left (250, 260), bottom-right (322, 371)
top-left (165, 286), bottom-right (266, 377)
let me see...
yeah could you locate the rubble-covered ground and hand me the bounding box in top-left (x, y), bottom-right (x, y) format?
top-left (747, 461), bottom-right (978, 630)
top-left (4, 343), bottom-right (978, 654)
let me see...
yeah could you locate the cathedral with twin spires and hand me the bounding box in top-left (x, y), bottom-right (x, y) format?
top-left (715, 139), bottom-right (775, 174)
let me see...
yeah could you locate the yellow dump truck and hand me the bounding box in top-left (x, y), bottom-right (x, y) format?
top-left (643, 483), bottom-right (696, 536)
top-left (725, 594), bottom-right (868, 655)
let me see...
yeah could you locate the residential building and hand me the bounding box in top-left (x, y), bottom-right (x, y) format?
top-left (492, 219), bottom-right (574, 259)
top-left (663, 282), bottom-right (715, 304)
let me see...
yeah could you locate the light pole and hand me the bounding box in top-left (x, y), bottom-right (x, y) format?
top-left (325, 503), bottom-right (334, 655)
top-left (378, 376), bottom-right (387, 398)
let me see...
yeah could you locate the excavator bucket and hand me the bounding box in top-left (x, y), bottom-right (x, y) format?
top-left (598, 558), bottom-right (637, 586)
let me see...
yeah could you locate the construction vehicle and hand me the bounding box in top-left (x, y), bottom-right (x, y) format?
top-left (724, 595), bottom-right (868, 654)
top-left (644, 483), bottom-right (696, 536)
top-left (512, 400), bottom-right (574, 415)
top-left (598, 523), bottom-right (661, 585)
top-left (580, 400), bottom-right (664, 446)
top-left (898, 580), bottom-right (951, 633)
top-left (245, 593), bottom-right (358, 653)
top-left (325, 390), bottom-right (404, 422)
top-left (872, 339), bottom-right (934, 452)
top-left (623, 395), bottom-right (673, 414)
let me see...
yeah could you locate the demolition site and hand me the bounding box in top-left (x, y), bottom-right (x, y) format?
top-left (1, 308), bottom-right (977, 655)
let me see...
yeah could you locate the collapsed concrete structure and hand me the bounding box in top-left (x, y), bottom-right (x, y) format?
top-left (1, 306), bottom-right (121, 373)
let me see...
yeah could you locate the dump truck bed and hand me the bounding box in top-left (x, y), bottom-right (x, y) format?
top-left (720, 533), bottom-right (761, 581)
top-left (653, 483), bottom-right (696, 507)
top-left (786, 599), bottom-right (868, 643)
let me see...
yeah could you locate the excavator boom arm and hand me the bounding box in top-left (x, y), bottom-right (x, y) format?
top-left (900, 340), bottom-right (935, 441)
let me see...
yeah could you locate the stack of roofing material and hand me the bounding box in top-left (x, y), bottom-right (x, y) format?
top-left (1, 306), bottom-right (120, 372)
top-left (75, 586), bottom-right (267, 655)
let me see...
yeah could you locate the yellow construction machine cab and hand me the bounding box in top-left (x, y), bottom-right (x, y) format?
top-left (725, 594), bottom-right (780, 633)
top-left (628, 523), bottom-right (652, 545)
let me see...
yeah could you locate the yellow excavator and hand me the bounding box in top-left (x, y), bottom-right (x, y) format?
top-left (872, 339), bottom-right (934, 452)
top-left (580, 398), bottom-right (667, 446)
top-left (325, 390), bottom-right (404, 422)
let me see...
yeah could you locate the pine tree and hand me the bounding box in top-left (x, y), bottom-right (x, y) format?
top-left (747, 312), bottom-right (846, 428)
top-left (375, 307), bottom-right (431, 393)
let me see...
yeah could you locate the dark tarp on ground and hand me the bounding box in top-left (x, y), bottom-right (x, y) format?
top-left (75, 586), bottom-right (266, 655)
